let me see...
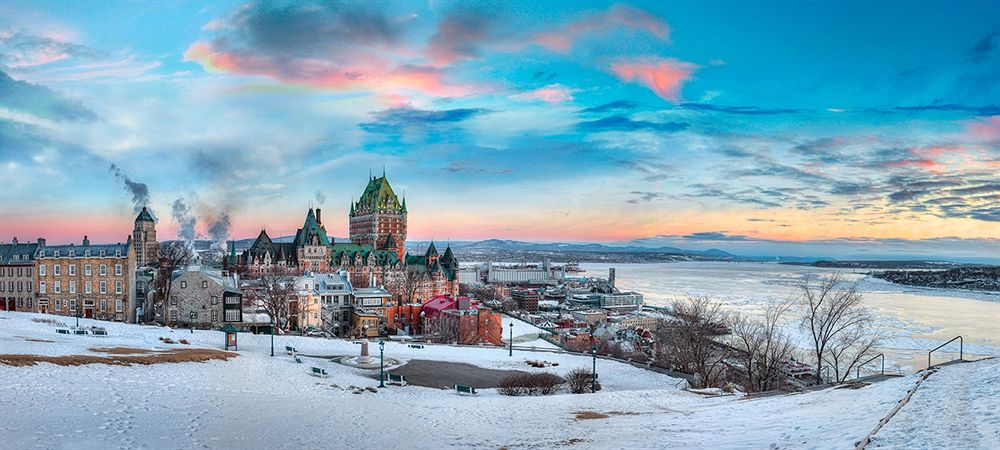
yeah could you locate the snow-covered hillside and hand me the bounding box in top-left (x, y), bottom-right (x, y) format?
top-left (1, 311), bottom-right (996, 449)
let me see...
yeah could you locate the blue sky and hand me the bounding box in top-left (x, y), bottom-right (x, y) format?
top-left (1, 0), bottom-right (997, 262)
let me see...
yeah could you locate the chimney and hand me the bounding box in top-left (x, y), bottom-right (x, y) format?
top-left (83, 235), bottom-right (90, 246)
top-left (315, 208), bottom-right (322, 226)
top-left (37, 238), bottom-right (46, 247)
top-left (11, 237), bottom-right (17, 245)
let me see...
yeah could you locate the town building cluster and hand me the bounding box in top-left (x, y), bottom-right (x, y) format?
top-left (0, 174), bottom-right (502, 345)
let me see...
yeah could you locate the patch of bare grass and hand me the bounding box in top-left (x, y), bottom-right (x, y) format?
top-left (573, 411), bottom-right (609, 420)
top-left (0, 348), bottom-right (236, 367)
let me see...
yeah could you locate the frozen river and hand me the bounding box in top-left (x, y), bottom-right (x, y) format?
top-left (579, 262), bottom-right (1000, 372)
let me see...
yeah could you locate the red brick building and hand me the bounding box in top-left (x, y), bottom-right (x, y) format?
top-left (422, 295), bottom-right (502, 345)
top-left (349, 174), bottom-right (406, 261)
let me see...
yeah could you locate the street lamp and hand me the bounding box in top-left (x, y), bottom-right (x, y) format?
top-left (378, 340), bottom-right (386, 388)
top-left (74, 306), bottom-right (80, 328)
top-left (189, 310), bottom-right (195, 334)
top-left (270, 316), bottom-right (275, 357)
top-left (591, 344), bottom-right (598, 393)
top-left (508, 322), bottom-right (514, 357)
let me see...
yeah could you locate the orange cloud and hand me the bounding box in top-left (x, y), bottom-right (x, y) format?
top-left (967, 115), bottom-right (1000, 142)
top-left (532, 5), bottom-right (669, 53)
top-left (610, 58), bottom-right (697, 102)
top-left (882, 158), bottom-right (943, 173)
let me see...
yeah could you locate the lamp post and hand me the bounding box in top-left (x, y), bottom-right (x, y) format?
top-left (508, 322), bottom-right (514, 357)
top-left (378, 340), bottom-right (386, 388)
top-left (74, 306), bottom-right (80, 328)
top-left (270, 316), bottom-right (275, 357)
top-left (591, 344), bottom-right (598, 393)
top-left (189, 310), bottom-right (195, 333)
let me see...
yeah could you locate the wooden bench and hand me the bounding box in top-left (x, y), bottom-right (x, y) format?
top-left (92, 329), bottom-right (108, 336)
top-left (56, 329), bottom-right (70, 334)
top-left (352, 341), bottom-right (362, 345)
top-left (294, 356), bottom-right (303, 364)
top-left (285, 345), bottom-right (297, 355)
top-left (408, 344), bottom-right (424, 349)
top-left (311, 367), bottom-right (328, 378)
top-left (387, 374), bottom-right (407, 386)
top-left (455, 385), bottom-right (477, 395)
top-left (73, 329), bottom-right (89, 335)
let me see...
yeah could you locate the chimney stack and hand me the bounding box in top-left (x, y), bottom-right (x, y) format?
top-left (11, 237), bottom-right (17, 245)
top-left (83, 235), bottom-right (90, 246)
top-left (37, 238), bottom-right (46, 247)
top-left (316, 208), bottom-right (322, 226)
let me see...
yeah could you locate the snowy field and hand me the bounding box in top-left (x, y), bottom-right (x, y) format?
top-left (1, 311), bottom-right (997, 449)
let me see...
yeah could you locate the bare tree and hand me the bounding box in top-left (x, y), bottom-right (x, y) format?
top-left (401, 267), bottom-right (428, 305)
top-left (798, 274), bottom-right (871, 384)
top-left (729, 300), bottom-right (797, 392)
top-left (150, 242), bottom-right (191, 323)
top-left (825, 323), bottom-right (882, 382)
top-left (653, 296), bottom-right (731, 388)
top-left (244, 269), bottom-right (295, 334)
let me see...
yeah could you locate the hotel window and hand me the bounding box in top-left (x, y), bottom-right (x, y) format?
top-left (170, 296), bottom-right (177, 306)
top-left (18, 298), bottom-right (23, 308)
top-left (170, 310), bottom-right (177, 321)
top-left (26, 298), bottom-right (31, 308)
top-left (17, 267), bottom-right (22, 276)
top-left (100, 250), bottom-right (106, 257)
top-left (99, 281), bottom-right (107, 294)
top-left (4, 281), bottom-right (9, 291)
top-left (115, 281), bottom-right (123, 294)
top-left (55, 299), bottom-right (62, 310)
top-left (54, 281), bottom-right (61, 293)
top-left (85, 250), bottom-right (91, 257)
top-left (115, 299), bottom-right (123, 312)
top-left (85, 281), bottom-right (92, 294)
top-left (54, 251), bottom-right (60, 257)
top-left (202, 281), bottom-right (208, 288)
top-left (85, 264), bottom-right (92, 276)
top-left (225, 310), bottom-right (239, 322)
top-left (116, 249), bottom-right (122, 257)
top-left (211, 296), bottom-right (218, 305)
top-left (26, 282), bottom-right (31, 293)
top-left (69, 265), bottom-right (76, 276)
top-left (100, 299), bottom-right (107, 311)
top-left (211, 310), bottom-right (219, 322)
top-left (68, 250), bottom-right (75, 257)
top-left (69, 281), bottom-right (76, 294)
top-left (26, 267), bottom-right (31, 276)
top-left (115, 264), bottom-right (122, 276)
top-left (54, 265), bottom-right (60, 276)
top-left (70, 299), bottom-right (76, 310)
top-left (39, 265), bottom-right (46, 276)
top-left (39, 281), bottom-right (46, 294)
top-left (100, 264), bottom-right (107, 276)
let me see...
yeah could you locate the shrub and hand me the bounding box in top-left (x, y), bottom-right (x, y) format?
top-left (566, 368), bottom-right (601, 394)
top-left (498, 372), bottom-right (565, 396)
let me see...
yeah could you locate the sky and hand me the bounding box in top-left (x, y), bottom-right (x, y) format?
top-left (1, 0), bottom-right (998, 262)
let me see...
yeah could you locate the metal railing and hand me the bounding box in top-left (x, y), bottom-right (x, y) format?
top-left (927, 336), bottom-right (962, 369)
top-left (856, 353), bottom-right (884, 379)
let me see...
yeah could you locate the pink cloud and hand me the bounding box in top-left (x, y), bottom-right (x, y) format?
top-left (882, 158), bottom-right (943, 173)
top-left (511, 84), bottom-right (575, 103)
top-left (531, 5), bottom-right (670, 53)
top-left (183, 42), bottom-right (474, 97)
top-left (967, 116), bottom-right (1000, 142)
top-left (610, 58), bottom-right (697, 102)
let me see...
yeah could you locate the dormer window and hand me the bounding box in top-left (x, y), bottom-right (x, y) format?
top-left (85, 250), bottom-right (91, 257)
top-left (100, 250), bottom-right (106, 257)
top-left (69, 250), bottom-right (75, 257)
top-left (115, 249), bottom-right (121, 257)
top-left (54, 251), bottom-right (60, 257)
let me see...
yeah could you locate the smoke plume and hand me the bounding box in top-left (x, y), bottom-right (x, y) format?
top-left (171, 198), bottom-right (197, 246)
top-left (207, 214), bottom-right (231, 253)
top-left (314, 190), bottom-right (326, 205)
top-left (108, 164), bottom-right (151, 214)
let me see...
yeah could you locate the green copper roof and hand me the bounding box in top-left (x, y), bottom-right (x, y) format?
top-left (352, 175), bottom-right (402, 214)
top-left (294, 208), bottom-right (331, 247)
top-left (135, 206), bottom-right (154, 223)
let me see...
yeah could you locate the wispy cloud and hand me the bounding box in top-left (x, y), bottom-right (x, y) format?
top-left (610, 57), bottom-right (697, 102)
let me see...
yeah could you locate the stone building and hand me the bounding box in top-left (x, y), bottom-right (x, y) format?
top-left (131, 207), bottom-right (158, 268)
top-left (166, 266), bottom-right (242, 328)
top-left (405, 243), bottom-right (460, 303)
top-left (34, 236), bottom-right (136, 322)
top-left (0, 238), bottom-right (40, 312)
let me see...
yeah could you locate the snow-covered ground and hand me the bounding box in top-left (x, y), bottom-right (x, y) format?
top-left (1, 311), bottom-right (997, 449)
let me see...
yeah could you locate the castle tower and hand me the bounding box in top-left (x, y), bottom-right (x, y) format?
top-left (349, 174), bottom-right (406, 260)
top-left (133, 206), bottom-right (158, 267)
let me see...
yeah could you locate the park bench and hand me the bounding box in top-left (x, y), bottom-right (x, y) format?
top-left (56, 329), bottom-right (70, 334)
top-left (352, 341), bottom-right (362, 344)
top-left (311, 366), bottom-right (328, 378)
top-left (73, 329), bottom-right (89, 335)
top-left (386, 374), bottom-right (407, 386)
top-left (455, 385), bottom-right (477, 395)
top-left (408, 344), bottom-right (424, 349)
top-left (285, 345), bottom-right (297, 355)
top-left (294, 356), bottom-right (303, 364)
top-left (92, 328), bottom-right (108, 336)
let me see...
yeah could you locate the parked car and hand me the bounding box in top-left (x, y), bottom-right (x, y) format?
top-left (302, 326), bottom-right (325, 337)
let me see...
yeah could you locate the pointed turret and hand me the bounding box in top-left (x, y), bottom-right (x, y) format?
top-left (135, 206), bottom-right (154, 223)
top-left (425, 241), bottom-right (438, 256)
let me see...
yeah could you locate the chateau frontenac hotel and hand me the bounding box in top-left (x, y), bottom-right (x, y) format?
top-left (236, 175), bottom-right (460, 304)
